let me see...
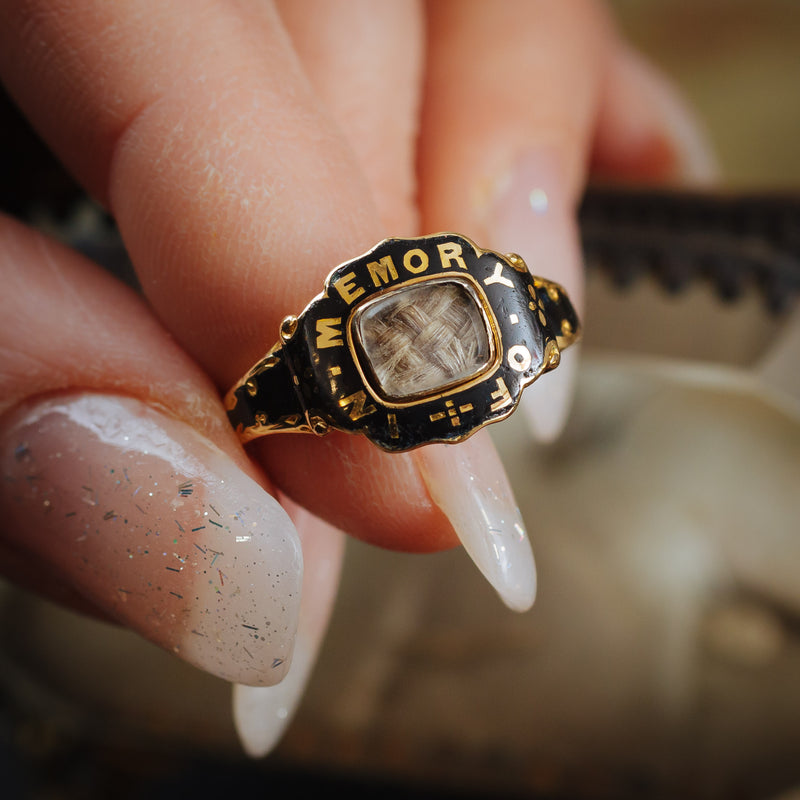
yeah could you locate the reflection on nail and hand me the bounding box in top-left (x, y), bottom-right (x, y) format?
top-left (0, 394), bottom-right (302, 686)
top-left (529, 187), bottom-right (549, 214)
top-left (415, 432), bottom-right (536, 612)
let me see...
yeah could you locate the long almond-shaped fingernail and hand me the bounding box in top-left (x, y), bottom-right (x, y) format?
top-left (488, 151), bottom-right (583, 443)
top-left (233, 638), bottom-right (314, 758)
top-left (233, 502), bottom-right (344, 757)
top-left (414, 432), bottom-right (535, 612)
top-left (0, 393), bottom-right (302, 686)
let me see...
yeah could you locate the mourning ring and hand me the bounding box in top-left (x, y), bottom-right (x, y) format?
top-left (224, 233), bottom-right (580, 452)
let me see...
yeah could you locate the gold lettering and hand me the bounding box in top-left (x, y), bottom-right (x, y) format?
top-left (403, 248), bottom-right (429, 274)
top-left (328, 365), bottom-right (342, 392)
top-left (508, 345), bottom-right (532, 372)
top-left (484, 261), bottom-right (514, 288)
top-left (316, 318), bottom-right (343, 348)
top-left (333, 271), bottom-right (365, 304)
top-left (339, 390), bottom-right (376, 421)
top-left (437, 242), bottom-right (467, 271)
top-left (490, 377), bottom-right (513, 412)
top-left (367, 255), bottom-right (398, 287)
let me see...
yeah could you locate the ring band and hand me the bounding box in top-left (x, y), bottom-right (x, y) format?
top-left (225, 233), bottom-right (580, 452)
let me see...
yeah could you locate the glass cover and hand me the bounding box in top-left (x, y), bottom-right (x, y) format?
top-left (356, 280), bottom-right (492, 400)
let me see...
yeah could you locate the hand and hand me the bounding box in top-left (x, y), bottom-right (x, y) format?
top-left (0, 0), bottom-right (715, 755)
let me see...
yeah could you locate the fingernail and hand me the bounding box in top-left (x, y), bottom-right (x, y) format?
top-left (233, 638), bottom-right (314, 758)
top-left (0, 393), bottom-right (302, 686)
top-left (487, 150), bottom-right (583, 442)
top-left (414, 432), bottom-right (535, 612)
top-left (520, 344), bottom-right (581, 444)
top-left (233, 502), bottom-right (344, 757)
top-left (622, 46), bottom-right (719, 184)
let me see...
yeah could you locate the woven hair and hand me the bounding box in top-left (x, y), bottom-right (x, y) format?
top-left (360, 283), bottom-right (489, 398)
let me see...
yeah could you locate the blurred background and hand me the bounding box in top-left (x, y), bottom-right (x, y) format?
top-left (613, 0), bottom-right (800, 189)
top-left (1, 1), bottom-right (799, 798)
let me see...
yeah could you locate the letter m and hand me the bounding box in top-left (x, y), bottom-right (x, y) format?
top-left (316, 318), bottom-right (343, 348)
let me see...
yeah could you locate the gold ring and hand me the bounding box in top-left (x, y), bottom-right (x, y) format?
top-left (225, 233), bottom-right (580, 452)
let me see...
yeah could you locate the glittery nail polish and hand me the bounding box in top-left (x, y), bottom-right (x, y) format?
top-left (414, 431), bottom-right (536, 612)
top-left (233, 638), bottom-right (314, 757)
top-left (233, 501), bottom-right (344, 757)
top-left (0, 393), bottom-right (302, 686)
top-left (488, 150), bottom-right (583, 443)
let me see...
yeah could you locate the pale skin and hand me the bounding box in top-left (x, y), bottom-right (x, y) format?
top-left (0, 1), bottom-right (712, 676)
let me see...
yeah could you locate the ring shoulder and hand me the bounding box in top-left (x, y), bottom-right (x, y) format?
top-left (224, 346), bottom-right (311, 441)
top-left (531, 276), bottom-right (582, 351)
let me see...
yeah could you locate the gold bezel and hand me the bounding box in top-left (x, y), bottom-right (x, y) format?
top-left (346, 273), bottom-right (502, 409)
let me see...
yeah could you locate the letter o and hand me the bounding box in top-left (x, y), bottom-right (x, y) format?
top-left (507, 345), bottom-right (532, 372)
top-left (403, 248), bottom-right (429, 274)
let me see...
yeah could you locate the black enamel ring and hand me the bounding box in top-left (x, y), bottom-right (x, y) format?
top-left (224, 233), bottom-right (580, 453)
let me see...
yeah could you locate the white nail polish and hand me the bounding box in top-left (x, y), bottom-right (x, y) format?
top-left (0, 394), bottom-right (303, 686)
top-left (415, 432), bottom-right (536, 612)
top-left (488, 152), bottom-right (583, 442)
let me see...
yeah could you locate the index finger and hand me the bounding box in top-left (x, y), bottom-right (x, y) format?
top-left (0, 1), bottom-right (427, 540)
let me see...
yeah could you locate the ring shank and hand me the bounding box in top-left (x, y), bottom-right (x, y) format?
top-left (225, 347), bottom-right (310, 443)
top-left (532, 276), bottom-right (581, 351)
